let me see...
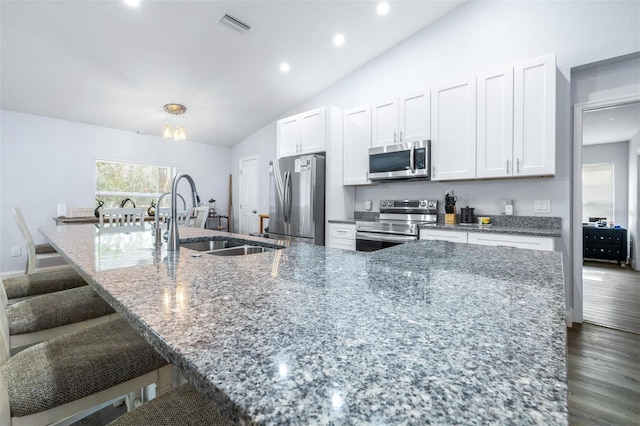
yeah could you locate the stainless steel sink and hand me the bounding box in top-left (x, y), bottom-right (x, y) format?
top-left (207, 245), bottom-right (275, 256)
top-left (180, 239), bottom-right (277, 256)
top-left (180, 240), bottom-right (242, 252)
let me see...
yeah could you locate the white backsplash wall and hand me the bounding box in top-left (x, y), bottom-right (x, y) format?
top-left (0, 110), bottom-right (231, 274)
top-left (354, 177), bottom-right (562, 217)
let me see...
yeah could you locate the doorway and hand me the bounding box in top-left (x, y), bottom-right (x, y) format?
top-left (238, 156), bottom-right (259, 235)
top-left (573, 97), bottom-right (640, 332)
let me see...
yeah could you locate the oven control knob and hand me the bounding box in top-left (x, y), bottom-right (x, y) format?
top-left (427, 201), bottom-right (436, 208)
top-left (381, 201), bottom-right (387, 207)
top-left (419, 201), bottom-right (426, 207)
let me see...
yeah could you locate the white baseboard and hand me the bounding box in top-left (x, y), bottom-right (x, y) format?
top-left (565, 308), bottom-right (573, 328)
top-left (1, 265), bottom-right (71, 280)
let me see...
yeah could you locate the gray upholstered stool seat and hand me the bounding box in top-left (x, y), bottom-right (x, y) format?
top-left (2, 318), bottom-right (168, 418)
top-left (6, 286), bottom-right (115, 335)
top-left (34, 243), bottom-right (57, 255)
top-left (2, 268), bottom-right (87, 300)
top-left (108, 383), bottom-right (230, 426)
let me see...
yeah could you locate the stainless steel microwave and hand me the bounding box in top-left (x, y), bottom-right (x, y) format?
top-left (368, 140), bottom-right (431, 181)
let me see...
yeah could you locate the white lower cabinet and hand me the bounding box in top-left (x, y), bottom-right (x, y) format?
top-left (419, 229), bottom-right (555, 251)
top-left (419, 229), bottom-right (468, 243)
top-left (467, 232), bottom-right (554, 251)
top-left (327, 223), bottom-right (356, 251)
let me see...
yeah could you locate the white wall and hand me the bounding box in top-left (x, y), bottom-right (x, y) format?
top-left (0, 110), bottom-right (231, 273)
top-left (230, 1), bottom-right (640, 315)
top-left (583, 142), bottom-right (630, 228)
top-left (629, 130), bottom-right (640, 269)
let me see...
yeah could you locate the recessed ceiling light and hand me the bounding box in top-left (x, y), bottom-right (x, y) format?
top-left (123, 0), bottom-right (140, 7)
top-left (333, 34), bottom-right (345, 47)
top-left (377, 2), bottom-right (390, 15)
top-left (279, 62), bottom-right (290, 73)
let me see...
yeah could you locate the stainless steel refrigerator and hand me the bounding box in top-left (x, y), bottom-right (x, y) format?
top-left (269, 154), bottom-right (325, 245)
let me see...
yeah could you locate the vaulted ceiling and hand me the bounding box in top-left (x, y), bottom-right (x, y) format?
top-left (1, 1), bottom-right (464, 147)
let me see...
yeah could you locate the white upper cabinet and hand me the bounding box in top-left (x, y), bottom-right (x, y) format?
top-left (513, 54), bottom-right (556, 176)
top-left (371, 90), bottom-right (430, 148)
top-left (399, 90), bottom-right (431, 144)
top-left (343, 105), bottom-right (372, 186)
top-left (277, 107), bottom-right (326, 158)
top-left (431, 78), bottom-right (476, 181)
top-left (477, 67), bottom-right (514, 178)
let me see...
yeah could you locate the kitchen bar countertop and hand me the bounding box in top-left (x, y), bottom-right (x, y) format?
top-left (41, 224), bottom-right (567, 424)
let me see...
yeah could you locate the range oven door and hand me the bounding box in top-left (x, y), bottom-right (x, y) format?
top-left (355, 232), bottom-right (417, 252)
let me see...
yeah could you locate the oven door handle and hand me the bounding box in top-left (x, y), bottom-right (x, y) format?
top-left (356, 232), bottom-right (417, 243)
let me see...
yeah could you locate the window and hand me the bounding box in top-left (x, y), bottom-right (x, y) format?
top-left (582, 163), bottom-right (614, 223)
top-left (95, 160), bottom-right (173, 209)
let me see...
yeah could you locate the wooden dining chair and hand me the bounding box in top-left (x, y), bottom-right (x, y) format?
top-left (156, 208), bottom-right (190, 225)
top-left (0, 317), bottom-right (172, 426)
top-left (14, 207), bottom-right (64, 274)
top-left (68, 206), bottom-right (95, 218)
top-left (192, 206), bottom-right (209, 229)
top-left (99, 208), bottom-right (145, 228)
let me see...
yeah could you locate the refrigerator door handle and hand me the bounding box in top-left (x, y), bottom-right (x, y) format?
top-left (285, 170), bottom-right (293, 223)
top-left (283, 171), bottom-right (290, 223)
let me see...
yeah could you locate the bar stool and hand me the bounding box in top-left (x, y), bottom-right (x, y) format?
top-left (2, 268), bottom-right (87, 304)
top-left (14, 207), bottom-right (64, 274)
top-left (0, 318), bottom-right (172, 425)
top-left (1, 282), bottom-right (117, 353)
top-left (107, 383), bottom-right (230, 425)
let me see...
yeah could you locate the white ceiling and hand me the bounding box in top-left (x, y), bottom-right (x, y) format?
top-left (583, 101), bottom-right (640, 146)
top-left (0, 0), bottom-right (464, 147)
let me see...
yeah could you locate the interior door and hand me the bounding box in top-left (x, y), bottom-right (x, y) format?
top-left (239, 156), bottom-right (259, 235)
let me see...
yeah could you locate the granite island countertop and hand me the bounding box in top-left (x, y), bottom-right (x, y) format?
top-left (41, 224), bottom-right (567, 425)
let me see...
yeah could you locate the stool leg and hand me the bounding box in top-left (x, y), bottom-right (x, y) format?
top-left (156, 364), bottom-right (174, 396)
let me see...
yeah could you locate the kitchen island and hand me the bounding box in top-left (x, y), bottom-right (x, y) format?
top-left (40, 224), bottom-right (567, 424)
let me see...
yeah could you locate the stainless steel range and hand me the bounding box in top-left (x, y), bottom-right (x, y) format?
top-left (356, 199), bottom-right (437, 252)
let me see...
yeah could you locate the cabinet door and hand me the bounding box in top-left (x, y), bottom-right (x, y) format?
top-left (431, 78), bottom-right (476, 181)
top-left (419, 229), bottom-right (468, 243)
top-left (327, 223), bottom-right (356, 250)
top-left (371, 99), bottom-right (398, 148)
top-left (477, 67), bottom-right (514, 178)
top-left (277, 115), bottom-right (300, 158)
top-left (513, 54), bottom-right (556, 176)
top-left (343, 105), bottom-right (372, 185)
top-left (399, 89), bottom-right (430, 143)
top-left (467, 232), bottom-right (555, 251)
top-left (300, 107), bottom-right (326, 154)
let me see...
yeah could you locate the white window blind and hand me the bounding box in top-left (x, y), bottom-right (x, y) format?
top-left (582, 162), bottom-right (614, 223)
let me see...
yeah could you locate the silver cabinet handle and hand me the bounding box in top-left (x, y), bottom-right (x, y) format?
top-left (393, 131), bottom-right (397, 143)
top-left (432, 165), bottom-right (436, 177)
top-left (516, 158), bottom-right (521, 174)
top-left (506, 159), bottom-right (510, 174)
top-left (399, 130), bottom-right (403, 142)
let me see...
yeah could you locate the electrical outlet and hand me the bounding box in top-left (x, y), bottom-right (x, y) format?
top-left (11, 247), bottom-right (21, 257)
top-left (533, 200), bottom-right (551, 214)
top-left (445, 190), bottom-right (454, 196)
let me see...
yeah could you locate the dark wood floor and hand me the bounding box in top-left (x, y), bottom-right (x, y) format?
top-left (583, 261), bottom-right (640, 334)
top-left (568, 262), bottom-right (640, 425)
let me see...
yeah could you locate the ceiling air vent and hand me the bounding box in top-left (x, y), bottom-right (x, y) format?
top-left (218, 11), bottom-right (251, 34)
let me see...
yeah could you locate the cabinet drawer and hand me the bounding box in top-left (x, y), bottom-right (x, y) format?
top-left (328, 237), bottom-right (356, 251)
top-left (329, 224), bottom-right (356, 239)
top-left (419, 229), bottom-right (468, 243)
top-left (467, 232), bottom-right (554, 251)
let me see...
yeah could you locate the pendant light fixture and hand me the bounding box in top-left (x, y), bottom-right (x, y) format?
top-left (163, 103), bottom-right (187, 141)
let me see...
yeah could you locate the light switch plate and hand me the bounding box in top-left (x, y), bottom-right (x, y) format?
top-left (533, 200), bottom-right (551, 214)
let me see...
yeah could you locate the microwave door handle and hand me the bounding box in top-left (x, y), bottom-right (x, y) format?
top-left (409, 146), bottom-right (415, 172)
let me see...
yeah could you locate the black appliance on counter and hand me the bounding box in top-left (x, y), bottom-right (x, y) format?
top-left (355, 200), bottom-right (437, 252)
top-left (460, 206), bottom-right (475, 224)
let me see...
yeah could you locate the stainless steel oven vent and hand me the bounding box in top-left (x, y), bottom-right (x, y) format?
top-left (218, 11), bottom-right (252, 34)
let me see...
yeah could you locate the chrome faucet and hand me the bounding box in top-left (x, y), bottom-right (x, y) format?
top-left (154, 192), bottom-right (186, 241)
top-left (167, 173), bottom-right (200, 251)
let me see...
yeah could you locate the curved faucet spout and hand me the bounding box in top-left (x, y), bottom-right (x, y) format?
top-left (167, 173), bottom-right (200, 251)
top-left (154, 192), bottom-right (186, 238)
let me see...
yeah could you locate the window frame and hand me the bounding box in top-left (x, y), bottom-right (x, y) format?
top-left (582, 161), bottom-right (615, 224)
top-left (94, 158), bottom-right (175, 208)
